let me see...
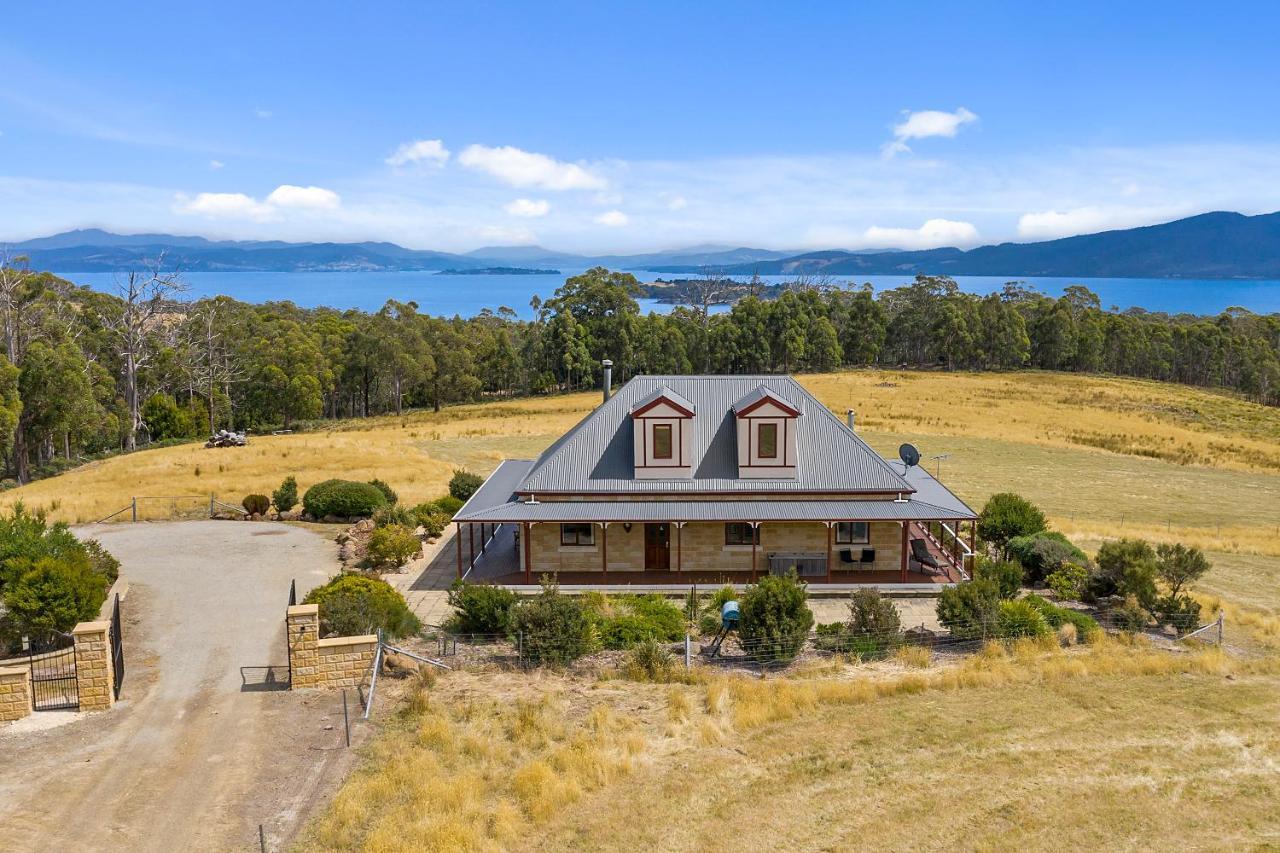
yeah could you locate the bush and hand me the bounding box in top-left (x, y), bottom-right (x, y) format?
top-left (1007, 531), bottom-right (1088, 584)
top-left (1110, 595), bottom-right (1152, 633)
top-left (446, 581), bottom-right (517, 634)
top-left (842, 588), bottom-right (902, 656)
top-left (996, 599), bottom-right (1050, 639)
top-left (738, 571), bottom-right (814, 664)
top-left (372, 504), bottom-right (415, 529)
top-left (1155, 543), bottom-right (1210, 599)
top-left (974, 559), bottom-right (1022, 599)
top-left (3, 557), bottom-right (107, 640)
top-left (242, 493), bottom-right (270, 515)
top-left (302, 479), bottom-right (389, 519)
top-left (448, 470), bottom-right (484, 502)
top-left (1046, 562), bottom-right (1089, 601)
top-left (433, 495), bottom-right (465, 517)
top-left (83, 539), bottom-right (120, 587)
top-left (272, 476), bottom-right (299, 513)
top-left (1023, 594), bottom-right (1101, 642)
top-left (623, 637), bottom-right (677, 682)
top-left (1090, 538), bottom-right (1158, 609)
top-left (1156, 594), bottom-right (1203, 635)
top-left (698, 611), bottom-right (721, 637)
top-left (590, 594), bottom-right (686, 649)
top-left (367, 478), bottom-right (398, 506)
top-left (936, 578), bottom-right (1001, 640)
top-left (367, 524), bottom-right (420, 567)
top-left (510, 579), bottom-right (592, 666)
top-left (977, 493), bottom-right (1047, 558)
top-left (303, 573), bottom-right (421, 639)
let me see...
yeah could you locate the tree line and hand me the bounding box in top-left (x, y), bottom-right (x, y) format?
top-left (1, 258), bottom-right (1278, 484)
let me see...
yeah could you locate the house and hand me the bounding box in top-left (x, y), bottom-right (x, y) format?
top-left (452, 372), bottom-right (976, 589)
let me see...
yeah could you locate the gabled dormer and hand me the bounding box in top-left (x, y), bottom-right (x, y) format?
top-left (630, 386), bottom-right (695, 479)
top-left (733, 386), bottom-right (801, 478)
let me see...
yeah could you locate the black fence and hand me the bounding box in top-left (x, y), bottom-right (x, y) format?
top-left (110, 593), bottom-right (125, 699)
top-left (29, 634), bottom-right (78, 711)
top-left (286, 578), bottom-right (297, 684)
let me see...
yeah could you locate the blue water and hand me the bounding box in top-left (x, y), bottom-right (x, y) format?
top-left (55, 270), bottom-right (1280, 317)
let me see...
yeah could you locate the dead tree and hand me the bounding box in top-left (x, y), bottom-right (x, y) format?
top-left (677, 269), bottom-right (738, 372)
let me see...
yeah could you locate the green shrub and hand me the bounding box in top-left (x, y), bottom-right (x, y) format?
top-left (242, 493), bottom-right (270, 515)
top-left (446, 581), bottom-right (517, 634)
top-left (432, 495), bottom-right (465, 517)
top-left (1110, 595), bottom-right (1152, 633)
top-left (303, 573), bottom-right (421, 639)
top-left (974, 559), bottom-right (1022, 599)
top-left (1046, 562), bottom-right (1089, 601)
top-left (83, 539), bottom-right (120, 587)
top-left (367, 524), bottom-right (420, 567)
top-left (698, 611), bottom-right (721, 637)
top-left (1090, 538), bottom-right (1158, 609)
top-left (1007, 531), bottom-right (1088, 584)
top-left (449, 470), bottom-right (484, 502)
top-left (841, 588), bottom-right (902, 657)
top-left (591, 594), bottom-right (686, 649)
top-left (410, 503), bottom-right (450, 538)
top-left (302, 479), bottom-right (389, 519)
top-left (996, 599), bottom-right (1050, 638)
top-left (623, 637), bottom-right (677, 682)
top-left (738, 571), bottom-right (814, 664)
top-left (936, 578), bottom-right (1001, 640)
top-left (1023, 594), bottom-right (1101, 641)
top-left (272, 476), bottom-right (299, 513)
top-left (372, 504), bottom-right (415, 529)
top-left (977, 493), bottom-right (1047, 558)
top-left (1155, 543), bottom-right (1211, 599)
top-left (510, 579), bottom-right (592, 667)
top-left (3, 557), bottom-right (107, 640)
top-left (367, 478), bottom-right (398, 506)
top-left (1156, 594), bottom-right (1203, 635)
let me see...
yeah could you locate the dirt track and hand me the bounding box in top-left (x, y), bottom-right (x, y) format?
top-left (0, 521), bottom-right (357, 852)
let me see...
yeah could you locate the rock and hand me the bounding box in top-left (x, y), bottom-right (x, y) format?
top-left (335, 532), bottom-right (350, 544)
top-left (338, 544), bottom-right (355, 561)
top-left (322, 514), bottom-right (345, 524)
top-left (353, 518), bottom-right (375, 533)
top-left (382, 652), bottom-right (420, 678)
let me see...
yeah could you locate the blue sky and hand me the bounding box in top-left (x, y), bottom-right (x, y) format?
top-left (2, 1), bottom-right (1279, 252)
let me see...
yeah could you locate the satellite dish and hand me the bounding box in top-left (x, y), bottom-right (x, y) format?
top-left (899, 443), bottom-right (921, 468)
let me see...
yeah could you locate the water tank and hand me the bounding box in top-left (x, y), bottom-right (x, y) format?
top-left (721, 600), bottom-right (740, 629)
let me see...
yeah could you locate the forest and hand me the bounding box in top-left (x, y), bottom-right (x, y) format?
top-left (1, 260), bottom-right (1278, 485)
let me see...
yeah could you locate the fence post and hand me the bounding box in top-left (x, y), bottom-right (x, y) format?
top-left (517, 630), bottom-right (524, 666)
top-left (131, 497), bottom-right (137, 523)
top-left (684, 634), bottom-right (691, 669)
top-left (1217, 610), bottom-right (1224, 645)
top-left (210, 494), bottom-right (215, 518)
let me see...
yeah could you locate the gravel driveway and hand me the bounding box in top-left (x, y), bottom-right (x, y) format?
top-left (0, 521), bottom-right (351, 852)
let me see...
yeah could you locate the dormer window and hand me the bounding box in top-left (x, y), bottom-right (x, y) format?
top-left (630, 386), bottom-right (695, 479)
top-left (734, 386), bottom-right (801, 479)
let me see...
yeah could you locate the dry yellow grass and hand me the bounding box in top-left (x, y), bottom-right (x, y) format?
top-left (305, 641), bottom-right (1280, 851)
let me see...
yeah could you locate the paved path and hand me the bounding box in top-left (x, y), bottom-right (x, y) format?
top-left (0, 521), bottom-right (351, 852)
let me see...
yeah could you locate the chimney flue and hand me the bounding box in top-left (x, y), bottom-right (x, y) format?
top-left (846, 409), bottom-right (856, 430)
top-left (602, 359), bottom-right (613, 403)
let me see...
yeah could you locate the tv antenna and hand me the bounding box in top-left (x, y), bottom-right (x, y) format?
top-left (930, 453), bottom-right (952, 479)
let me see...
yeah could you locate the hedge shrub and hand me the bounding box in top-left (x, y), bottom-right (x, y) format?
top-left (738, 571), bottom-right (814, 664)
top-left (446, 581), bottom-right (517, 634)
top-left (272, 476), bottom-right (299, 513)
top-left (367, 478), bottom-right (398, 506)
top-left (302, 479), bottom-right (389, 519)
top-left (242, 493), bottom-right (270, 515)
top-left (448, 470), bottom-right (484, 502)
top-left (302, 574), bottom-right (421, 639)
top-left (1023, 593), bottom-right (1101, 642)
top-left (996, 599), bottom-right (1050, 639)
top-left (977, 493), bottom-right (1047, 558)
top-left (372, 504), bottom-right (415, 529)
top-left (368, 524), bottom-right (420, 567)
top-left (1007, 531), bottom-right (1088, 584)
top-left (936, 578), bottom-right (1001, 640)
top-left (510, 580), bottom-right (592, 666)
top-left (586, 593), bottom-right (685, 650)
top-left (974, 559), bottom-right (1022, 599)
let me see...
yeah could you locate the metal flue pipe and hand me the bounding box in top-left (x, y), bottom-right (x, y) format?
top-left (846, 409), bottom-right (856, 430)
top-left (602, 359), bottom-right (613, 403)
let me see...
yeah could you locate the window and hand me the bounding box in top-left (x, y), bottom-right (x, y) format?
top-left (835, 522), bottom-right (869, 544)
top-left (724, 523), bottom-right (760, 546)
top-left (652, 423), bottom-right (673, 459)
top-left (560, 523), bottom-right (595, 546)
top-left (757, 422), bottom-right (778, 459)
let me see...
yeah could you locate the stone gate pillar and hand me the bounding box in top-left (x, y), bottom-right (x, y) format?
top-left (73, 621), bottom-right (115, 711)
top-left (0, 666), bottom-right (32, 722)
top-left (287, 604), bottom-right (321, 689)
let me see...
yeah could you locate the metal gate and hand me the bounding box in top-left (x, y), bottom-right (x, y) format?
top-left (286, 578), bottom-right (297, 684)
top-left (110, 593), bottom-right (125, 699)
top-left (29, 634), bottom-right (78, 712)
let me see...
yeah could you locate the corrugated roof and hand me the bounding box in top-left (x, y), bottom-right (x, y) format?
top-left (891, 461), bottom-right (977, 519)
top-left (733, 385), bottom-right (801, 415)
top-left (454, 459), bottom-right (534, 518)
top-left (630, 385), bottom-right (695, 416)
top-left (455, 496), bottom-right (971, 524)
top-left (517, 375), bottom-right (912, 494)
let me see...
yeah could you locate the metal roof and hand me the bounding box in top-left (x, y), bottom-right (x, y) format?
top-left (454, 495), bottom-right (971, 524)
top-left (891, 461), bottom-right (977, 519)
top-left (630, 385), bottom-right (695, 416)
top-left (516, 375), bottom-right (912, 495)
top-left (733, 385), bottom-right (802, 416)
top-left (454, 459), bottom-right (534, 518)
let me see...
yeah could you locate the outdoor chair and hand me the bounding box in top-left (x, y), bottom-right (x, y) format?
top-left (909, 538), bottom-right (946, 575)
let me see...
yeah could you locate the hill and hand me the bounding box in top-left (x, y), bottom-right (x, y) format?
top-left (655, 211), bottom-right (1280, 278)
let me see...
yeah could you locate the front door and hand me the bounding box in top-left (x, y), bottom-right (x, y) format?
top-left (644, 523), bottom-right (670, 571)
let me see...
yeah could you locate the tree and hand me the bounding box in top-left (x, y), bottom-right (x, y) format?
top-left (1090, 538), bottom-right (1158, 608)
top-left (977, 493), bottom-right (1047, 559)
top-left (0, 355), bottom-right (20, 464)
top-left (675, 271), bottom-right (737, 372)
top-left (103, 262), bottom-right (188, 450)
top-left (1154, 543), bottom-right (1210, 599)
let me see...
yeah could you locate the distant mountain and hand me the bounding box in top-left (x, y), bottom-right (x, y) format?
top-left (652, 211), bottom-right (1280, 279)
top-left (7, 211), bottom-right (1280, 277)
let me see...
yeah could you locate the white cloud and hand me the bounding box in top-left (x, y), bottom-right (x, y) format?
top-left (1016, 205), bottom-right (1182, 240)
top-left (859, 218), bottom-right (980, 249)
top-left (594, 210), bottom-right (629, 227)
top-left (254, 108), bottom-right (273, 119)
top-left (458, 144), bottom-right (607, 190)
top-left (883, 107), bottom-right (978, 157)
top-left (504, 198), bottom-right (550, 217)
top-left (209, 160), bottom-right (225, 170)
top-left (178, 192), bottom-right (272, 220)
top-left (264, 184), bottom-right (341, 210)
top-left (385, 138), bottom-right (450, 167)
top-left (663, 193), bottom-right (688, 210)
top-left (177, 184), bottom-right (341, 220)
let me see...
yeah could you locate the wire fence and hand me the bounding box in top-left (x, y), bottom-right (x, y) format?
top-left (422, 605), bottom-right (1225, 674)
top-left (94, 494), bottom-right (249, 523)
